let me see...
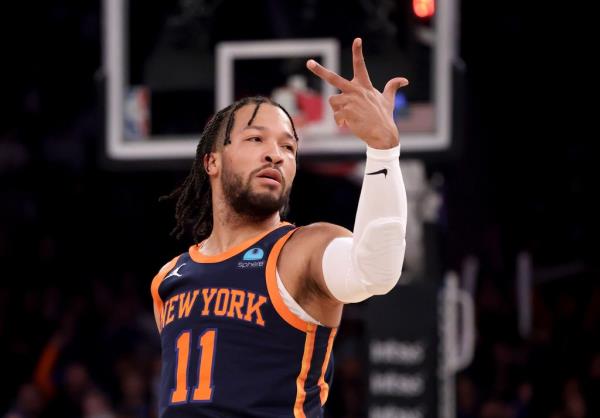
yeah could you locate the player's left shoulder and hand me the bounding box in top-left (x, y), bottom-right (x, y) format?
top-left (289, 222), bottom-right (352, 250)
top-left (277, 222), bottom-right (351, 306)
top-left (281, 222), bottom-right (351, 267)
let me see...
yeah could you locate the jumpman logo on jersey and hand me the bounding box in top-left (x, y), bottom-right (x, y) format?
top-left (166, 263), bottom-right (186, 279)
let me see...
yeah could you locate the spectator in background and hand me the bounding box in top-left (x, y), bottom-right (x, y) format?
top-left (45, 362), bottom-right (92, 418)
top-left (116, 370), bottom-right (150, 418)
top-left (82, 390), bottom-right (115, 418)
top-left (4, 384), bottom-right (45, 418)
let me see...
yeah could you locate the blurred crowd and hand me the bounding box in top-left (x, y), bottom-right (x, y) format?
top-left (457, 275), bottom-right (599, 418)
top-left (0, 276), bottom-right (160, 418)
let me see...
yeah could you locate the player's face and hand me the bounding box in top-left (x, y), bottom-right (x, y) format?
top-left (219, 103), bottom-right (298, 219)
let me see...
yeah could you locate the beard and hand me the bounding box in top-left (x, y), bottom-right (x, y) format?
top-left (221, 163), bottom-right (291, 220)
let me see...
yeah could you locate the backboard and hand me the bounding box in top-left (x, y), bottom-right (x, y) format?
top-left (103, 0), bottom-right (459, 161)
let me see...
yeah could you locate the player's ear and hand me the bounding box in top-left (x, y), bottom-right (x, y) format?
top-left (204, 152), bottom-right (220, 176)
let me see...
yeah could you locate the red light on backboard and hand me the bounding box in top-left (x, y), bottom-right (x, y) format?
top-left (413, 0), bottom-right (435, 18)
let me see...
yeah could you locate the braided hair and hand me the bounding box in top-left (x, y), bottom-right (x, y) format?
top-left (160, 96), bottom-right (299, 243)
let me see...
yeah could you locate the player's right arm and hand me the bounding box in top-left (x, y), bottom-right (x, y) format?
top-left (151, 256), bottom-right (180, 333)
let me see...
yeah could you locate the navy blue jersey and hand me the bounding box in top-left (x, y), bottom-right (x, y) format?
top-left (150, 224), bottom-right (337, 418)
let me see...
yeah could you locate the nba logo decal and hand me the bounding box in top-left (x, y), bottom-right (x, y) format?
top-left (243, 248), bottom-right (264, 261)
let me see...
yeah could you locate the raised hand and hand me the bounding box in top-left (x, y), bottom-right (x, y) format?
top-left (306, 38), bottom-right (409, 149)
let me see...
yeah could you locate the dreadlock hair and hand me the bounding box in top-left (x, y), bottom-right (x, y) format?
top-left (160, 96), bottom-right (300, 243)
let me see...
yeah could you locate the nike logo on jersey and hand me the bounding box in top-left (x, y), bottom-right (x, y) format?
top-left (166, 263), bottom-right (186, 279)
top-left (367, 168), bottom-right (388, 177)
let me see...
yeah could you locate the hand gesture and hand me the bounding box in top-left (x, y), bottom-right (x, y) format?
top-left (306, 38), bottom-right (408, 149)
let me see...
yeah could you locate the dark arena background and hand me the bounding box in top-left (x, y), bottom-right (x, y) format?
top-left (0, 1), bottom-right (596, 418)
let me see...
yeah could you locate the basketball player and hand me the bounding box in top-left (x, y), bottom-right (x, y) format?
top-left (151, 38), bottom-right (408, 417)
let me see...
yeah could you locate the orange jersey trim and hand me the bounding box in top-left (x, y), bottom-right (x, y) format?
top-left (151, 255), bottom-right (180, 331)
top-left (189, 222), bottom-right (292, 263)
top-left (265, 228), bottom-right (312, 332)
top-left (318, 328), bottom-right (337, 405)
top-left (294, 323), bottom-right (317, 418)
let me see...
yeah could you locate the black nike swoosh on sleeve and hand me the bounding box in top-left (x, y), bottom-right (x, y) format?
top-left (366, 168), bottom-right (388, 177)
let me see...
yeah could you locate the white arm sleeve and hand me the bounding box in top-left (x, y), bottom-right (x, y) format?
top-left (322, 145), bottom-right (407, 303)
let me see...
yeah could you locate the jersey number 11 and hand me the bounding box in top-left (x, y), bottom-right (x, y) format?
top-left (171, 329), bottom-right (217, 403)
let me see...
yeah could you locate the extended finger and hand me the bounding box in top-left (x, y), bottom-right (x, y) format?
top-left (352, 38), bottom-right (372, 87)
top-left (383, 77), bottom-right (410, 102)
top-left (307, 59), bottom-right (355, 92)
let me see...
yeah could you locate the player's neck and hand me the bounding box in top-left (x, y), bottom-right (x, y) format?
top-left (203, 205), bottom-right (282, 256)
